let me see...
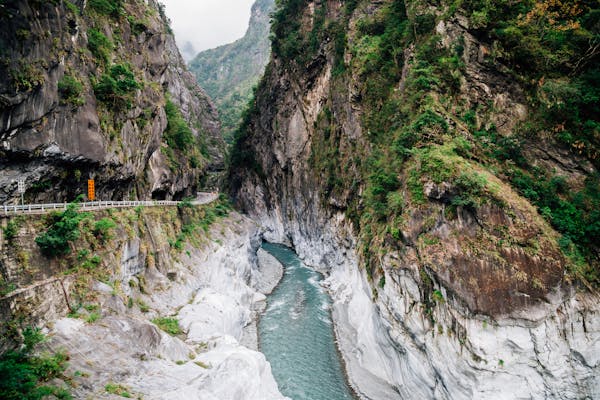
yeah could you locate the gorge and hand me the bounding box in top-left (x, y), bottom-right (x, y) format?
top-left (0, 0), bottom-right (599, 399)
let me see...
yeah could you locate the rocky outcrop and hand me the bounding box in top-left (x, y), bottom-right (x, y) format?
top-left (230, 0), bottom-right (599, 398)
top-left (0, 206), bottom-right (287, 399)
top-left (253, 248), bottom-right (284, 295)
top-left (0, 0), bottom-right (225, 203)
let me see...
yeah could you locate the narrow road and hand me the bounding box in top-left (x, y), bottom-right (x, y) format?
top-left (1, 192), bottom-right (219, 216)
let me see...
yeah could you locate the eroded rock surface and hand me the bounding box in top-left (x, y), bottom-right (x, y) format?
top-left (229, 1), bottom-right (600, 398)
top-left (0, 0), bottom-right (225, 203)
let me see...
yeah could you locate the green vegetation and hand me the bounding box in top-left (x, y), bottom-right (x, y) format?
top-left (271, 0), bottom-right (347, 69)
top-left (509, 169), bottom-right (600, 284)
top-left (93, 63), bottom-right (140, 109)
top-left (152, 317), bottom-right (181, 335)
top-left (58, 74), bottom-right (84, 106)
top-left (136, 299), bottom-right (149, 313)
top-left (87, 28), bottom-right (113, 64)
top-left (162, 98), bottom-right (206, 170)
top-left (170, 197), bottom-right (231, 250)
top-left (194, 360), bottom-right (210, 369)
top-left (3, 219), bottom-right (19, 242)
top-left (189, 0), bottom-right (274, 142)
top-left (0, 328), bottom-right (71, 400)
top-left (93, 217), bottom-right (116, 243)
top-left (244, 0), bottom-right (599, 287)
top-left (0, 280), bottom-right (16, 297)
top-left (35, 203), bottom-right (89, 257)
top-left (88, 0), bottom-right (123, 18)
top-left (64, 1), bottom-right (79, 15)
top-left (10, 63), bottom-right (44, 92)
top-left (164, 99), bottom-right (195, 150)
top-left (104, 382), bottom-right (131, 398)
top-left (85, 312), bottom-right (100, 323)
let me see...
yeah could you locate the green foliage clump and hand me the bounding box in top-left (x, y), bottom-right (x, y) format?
top-left (152, 317), bottom-right (181, 336)
top-left (230, 90), bottom-right (266, 178)
top-left (10, 63), bottom-right (44, 93)
top-left (271, 0), bottom-right (347, 69)
top-left (3, 219), bottom-right (19, 242)
top-left (164, 99), bottom-right (195, 151)
top-left (510, 169), bottom-right (600, 285)
top-left (87, 28), bottom-right (113, 64)
top-left (161, 98), bottom-right (206, 170)
top-left (0, 328), bottom-right (71, 400)
top-left (35, 203), bottom-right (88, 257)
top-left (58, 74), bottom-right (84, 106)
top-left (169, 199), bottom-right (231, 250)
top-left (457, 0), bottom-right (600, 168)
top-left (88, 0), bottom-right (123, 17)
top-left (270, 0), bottom-right (308, 60)
top-left (93, 217), bottom-right (116, 243)
top-left (104, 382), bottom-right (131, 398)
top-left (64, 1), bottom-right (79, 15)
top-left (93, 63), bottom-right (140, 109)
top-left (538, 70), bottom-right (600, 164)
top-left (365, 158), bottom-right (400, 221)
top-left (0, 280), bottom-right (16, 297)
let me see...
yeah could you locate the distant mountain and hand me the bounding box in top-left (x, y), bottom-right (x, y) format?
top-left (189, 0), bottom-right (274, 143)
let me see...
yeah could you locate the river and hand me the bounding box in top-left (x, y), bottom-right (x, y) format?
top-left (259, 242), bottom-right (356, 400)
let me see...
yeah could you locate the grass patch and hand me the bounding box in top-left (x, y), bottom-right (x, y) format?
top-left (104, 382), bottom-right (131, 398)
top-left (152, 317), bottom-right (181, 336)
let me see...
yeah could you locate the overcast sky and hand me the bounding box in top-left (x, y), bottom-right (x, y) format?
top-left (160, 0), bottom-right (255, 61)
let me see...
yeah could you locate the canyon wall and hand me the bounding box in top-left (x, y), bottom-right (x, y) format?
top-left (0, 0), bottom-right (225, 203)
top-left (230, 0), bottom-right (600, 398)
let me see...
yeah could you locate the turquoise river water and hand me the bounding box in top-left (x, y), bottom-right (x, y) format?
top-left (259, 242), bottom-right (355, 400)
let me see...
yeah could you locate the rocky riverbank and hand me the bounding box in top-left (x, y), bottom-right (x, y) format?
top-left (251, 211), bottom-right (600, 400)
top-left (49, 214), bottom-right (283, 400)
top-left (3, 208), bottom-right (287, 399)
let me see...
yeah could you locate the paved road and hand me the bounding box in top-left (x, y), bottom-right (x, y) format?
top-left (1, 192), bottom-right (219, 216)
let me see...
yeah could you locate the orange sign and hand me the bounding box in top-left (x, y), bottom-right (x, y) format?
top-left (88, 179), bottom-right (95, 201)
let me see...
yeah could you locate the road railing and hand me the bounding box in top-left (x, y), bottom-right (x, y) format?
top-left (1, 194), bottom-right (219, 216)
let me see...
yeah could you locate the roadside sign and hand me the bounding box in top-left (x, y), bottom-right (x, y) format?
top-left (88, 179), bottom-right (95, 201)
top-left (17, 179), bottom-right (25, 194)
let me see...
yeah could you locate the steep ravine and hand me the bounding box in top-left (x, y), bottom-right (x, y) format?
top-left (230, 0), bottom-right (600, 398)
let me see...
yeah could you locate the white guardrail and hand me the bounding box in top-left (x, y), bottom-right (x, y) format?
top-left (2, 194), bottom-right (218, 216)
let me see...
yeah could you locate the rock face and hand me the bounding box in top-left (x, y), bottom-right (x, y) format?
top-left (230, 0), bottom-right (599, 398)
top-left (189, 0), bottom-right (274, 142)
top-left (1, 205), bottom-right (287, 399)
top-left (0, 0), bottom-right (225, 203)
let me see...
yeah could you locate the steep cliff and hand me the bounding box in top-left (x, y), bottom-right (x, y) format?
top-left (230, 0), bottom-right (599, 398)
top-left (0, 0), bottom-right (226, 204)
top-left (189, 0), bottom-right (274, 142)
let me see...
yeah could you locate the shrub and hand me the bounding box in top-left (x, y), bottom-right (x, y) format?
top-left (0, 328), bottom-right (71, 400)
top-left (86, 312), bottom-right (100, 323)
top-left (93, 217), bottom-right (116, 243)
top-left (164, 99), bottom-right (195, 151)
top-left (0, 281), bottom-right (16, 296)
top-left (87, 28), bottom-right (113, 64)
top-left (58, 74), bottom-right (84, 106)
top-left (35, 203), bottom-right (88, 257)
top-left (3, 219), bottom-right (19, 242)
top-left (94, 64), bottom-right (140, 109)
top-left (88, 0), bottom-right (123, 17)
